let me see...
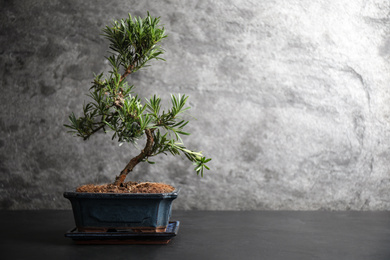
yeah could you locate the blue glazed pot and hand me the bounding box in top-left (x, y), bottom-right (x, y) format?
top-left (64, 189), bottom-right (179, 232)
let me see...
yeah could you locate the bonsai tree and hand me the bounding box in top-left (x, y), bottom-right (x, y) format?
top-left (65, 13), bottom-right (211, 188)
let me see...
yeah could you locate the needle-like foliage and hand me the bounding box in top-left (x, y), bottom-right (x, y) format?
top-left (64, 13), bottom-right (211, 185)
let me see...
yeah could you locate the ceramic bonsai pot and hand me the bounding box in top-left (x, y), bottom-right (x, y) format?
top-left (64, 189), bottom-right (179, 232)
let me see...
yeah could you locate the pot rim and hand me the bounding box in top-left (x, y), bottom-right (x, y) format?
top-left (63, 188), bottom-right (180, 199)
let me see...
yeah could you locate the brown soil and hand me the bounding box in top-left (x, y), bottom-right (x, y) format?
top-left (76, 181), bottom-right (175, 194)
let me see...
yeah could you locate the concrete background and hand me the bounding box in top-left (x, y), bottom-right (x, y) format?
top-left (1, 0), bottom-right (390, 210)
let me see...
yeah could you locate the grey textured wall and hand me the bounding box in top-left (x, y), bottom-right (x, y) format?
top-left (1, 0), bottom-right (390, 210)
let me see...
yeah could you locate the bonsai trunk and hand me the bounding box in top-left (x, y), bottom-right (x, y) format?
top-left (114, 129), bottom-right (154, 186)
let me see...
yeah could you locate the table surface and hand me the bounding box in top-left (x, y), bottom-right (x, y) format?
top-left (1, 210), bottom-right (390, 260)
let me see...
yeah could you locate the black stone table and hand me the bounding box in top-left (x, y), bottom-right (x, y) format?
top-left (1, 210), bottom-right (390, 260)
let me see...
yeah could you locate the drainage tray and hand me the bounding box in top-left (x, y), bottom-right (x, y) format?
top-left (65, 221), bottom-right (180, 245)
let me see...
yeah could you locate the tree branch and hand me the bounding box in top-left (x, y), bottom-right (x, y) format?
top-left (83, 124), bottom-right (105, 140)
top-left (119, 65), bottom-right (134, 83)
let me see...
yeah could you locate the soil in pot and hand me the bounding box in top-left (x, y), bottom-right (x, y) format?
top-left (75, 181), bottom-right (175, 194)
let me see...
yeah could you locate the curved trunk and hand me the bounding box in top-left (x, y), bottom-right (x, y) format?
top-left (113, 129), bottom-right (154, 186)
